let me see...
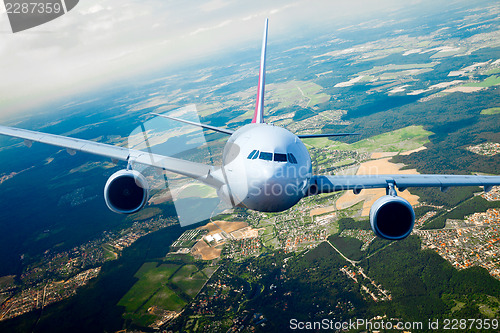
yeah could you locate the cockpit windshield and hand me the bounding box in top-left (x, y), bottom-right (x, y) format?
top-left (247, 150), bottom-right (258, 159)
top-left (259, 152), bottom-right (273, 161)
top-left (247, 150), bottom-right (297, 164)
top-left (274, 153), bottom-right (287, 162)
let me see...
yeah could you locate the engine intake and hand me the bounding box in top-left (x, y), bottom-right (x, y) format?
top-left (369, 195), bottom-right (415, 240)
top-left (104, 170), bottom-right (149, 214)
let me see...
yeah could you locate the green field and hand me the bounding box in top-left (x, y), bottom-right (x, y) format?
top-left (485, 68), bottom-right (500, 75)
top-left (358, 63), bottom-right (436, 82)
top-left (268, 80), bottom-right (330, 110)
top-left (304, 125), bottom-right (432, 152)
top-left (481, 107), bottom-right (500, 115)
top-left (118, 261), bottom-right (213, 327)
top-left (179, 183), bottom-right (218, 198)
top-left (118, 263), bottom-right (181, 313)
top-left (333, 158), bottom-right (355, 167)
top-left (170, 265), bottom-right (208, 299)
top-left (450, 300), bottom-right (465, 313)
top-left (257, 218), bottom-right (279, 248)
top-left (102, 244), bottom-right (117, 261)
top-left (171, 264), bottom-right (197, 279)
top-left (175, 276), bottom-right (207, 298)
top-left (371, 63), bottom-right (436, 72)
top-left (464, 75), bottom-right (500, 88)
top-left (202, 266), bottom-right (218, 278)
top-left (143, 288), bottom-right (185, 312)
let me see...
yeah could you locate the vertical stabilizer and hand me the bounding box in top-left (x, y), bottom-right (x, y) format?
top-left (251, 18), bottom-right (268, 124)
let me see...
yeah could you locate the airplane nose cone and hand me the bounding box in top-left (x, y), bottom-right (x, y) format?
top-left (243, 165), bottom-right (304, 212)
top-left (249, 165), bottom-right (290, 191)
top-left (253, 165), bottom-right (275, 181)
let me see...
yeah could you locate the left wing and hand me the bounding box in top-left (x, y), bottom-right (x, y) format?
top-left (0, 125), bottom-right (223, 188)
top-left (308, 174), bottom-right (500, 195)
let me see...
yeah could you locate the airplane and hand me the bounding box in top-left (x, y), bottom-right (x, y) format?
top-left (1, 19), bottom-right (499, 240)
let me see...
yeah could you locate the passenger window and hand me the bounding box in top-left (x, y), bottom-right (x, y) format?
top-left (247, 150), bottom-right (258, 159)
top-left (288, 153), bottom-right (297, 164)
top-left (259, 152), bottom-right (273, 161)
top-left (274, 153), bottom-right (287, 162)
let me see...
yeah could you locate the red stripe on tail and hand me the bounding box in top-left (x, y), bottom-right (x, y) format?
top-left (251, 19), bottom-right (268, 124)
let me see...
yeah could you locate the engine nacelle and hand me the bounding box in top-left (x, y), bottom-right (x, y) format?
top-left (104, 170), bottom-right (149, 214)
top-left (369, 195), bottom-right (415, 240)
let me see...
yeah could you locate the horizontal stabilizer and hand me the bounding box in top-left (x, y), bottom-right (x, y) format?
top-left (150, 113), bottom-right (234, 135)
top-left (297, 133), bottom-right (360, 138)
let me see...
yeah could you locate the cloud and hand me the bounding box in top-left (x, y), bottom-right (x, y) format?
top-left (200, 0), bottom-right (232, 12)
top-left (0, 0), bottom-right (431, 120)
top-left (189, 19), bottom-right (233, 36)
top-left (80, 4), bottom-right (109, 15)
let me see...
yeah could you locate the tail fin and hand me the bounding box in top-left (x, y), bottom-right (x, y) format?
top-left (252, 18), bottom-right (268, 124)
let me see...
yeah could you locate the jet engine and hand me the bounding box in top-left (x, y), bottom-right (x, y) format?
top-left (369, 195), bottom-right (415, 240)
top-left (104, 169), bottom-right (149, 214)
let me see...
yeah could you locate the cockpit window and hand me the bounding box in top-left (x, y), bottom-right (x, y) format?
top-left (247, 150), bottom-right (258, 159)
top-left (274, 153), bottom-right (287, 162)
top-left (259, 152), bottom-right (273, 161)
top-left (249, 151), bottom-right (297, 163)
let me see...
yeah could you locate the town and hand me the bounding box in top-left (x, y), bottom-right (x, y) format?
top-left (416, 188), bottom-right (500, 278)
top-left (0, 215), bottom-right (177, 321)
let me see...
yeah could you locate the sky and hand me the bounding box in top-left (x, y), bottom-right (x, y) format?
top-left (0, 0), bottom-right (431, 120)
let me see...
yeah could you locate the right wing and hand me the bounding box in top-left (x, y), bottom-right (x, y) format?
top-left (308, 174), bottom-right (500, 195)
top-left (0, 125), bottom-right (224, 188)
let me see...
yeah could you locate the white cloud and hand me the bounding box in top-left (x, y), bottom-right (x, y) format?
top-left (0, 0), bottom-right (432, 120)
top-left (189, 19), bottom-right (233, 36)
top-left (200, 0), bottom-right (231, 12)
top-left (80, 4), bottom-right (108, 15)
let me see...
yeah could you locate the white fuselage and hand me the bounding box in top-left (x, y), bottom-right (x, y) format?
top-left (215, 123), bottom-right (312, 212)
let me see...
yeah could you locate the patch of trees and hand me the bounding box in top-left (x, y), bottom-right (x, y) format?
top-left (328, 235), bottom-right (364, 261)
top-left (411, 187), bottom-right (479, 209)
top-left (364, 236), bottom-right (500, 321)
top-left (337, 217), bottom-right (371, 231)
top-left (291, 106), bottom-right (317, 121)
